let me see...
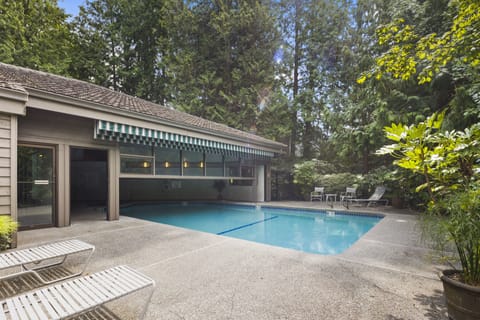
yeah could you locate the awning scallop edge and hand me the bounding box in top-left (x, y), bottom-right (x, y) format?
top-left (94, 120), bottom-right (275, 159)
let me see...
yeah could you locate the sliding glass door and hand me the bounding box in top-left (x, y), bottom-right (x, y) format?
top-left (17, 145), bottom-right (55, 228)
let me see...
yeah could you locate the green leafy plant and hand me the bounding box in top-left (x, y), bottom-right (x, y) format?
top-left (358, 0), bottom-right (480, 85)
top-left (378, 111), bottom-right (480, 285)
top-left (0, 215), bottom-right (18, 251)
top-left (316, 173), bottom-right (362, 196)
top-left (292, 160), bottom-right (337, 200)
top-left (425, 186), bottom-right (480, 286)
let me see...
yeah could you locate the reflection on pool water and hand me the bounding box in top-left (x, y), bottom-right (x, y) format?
top-left (121, 203), bottom-right (383, 255)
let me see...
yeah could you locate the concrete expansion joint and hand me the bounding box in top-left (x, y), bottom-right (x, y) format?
top-left (139, 238), bottom-right (231, 271)
top-left (77, 223), bottom-right (150, 237)
top-left (334, 256), bottom-right (441, 282)
top-left (361, 238), bottom-right (431, 250)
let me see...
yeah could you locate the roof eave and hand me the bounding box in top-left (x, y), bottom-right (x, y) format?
top-left (26, 87), bottom-right (287, 152)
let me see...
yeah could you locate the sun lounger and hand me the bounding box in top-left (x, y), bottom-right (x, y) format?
top-left (345, 186), bottom-right (388, 208)
top-left (0, 265), bottom-right (155, 320)
top-left (0, 240), bottom-right (94, 285)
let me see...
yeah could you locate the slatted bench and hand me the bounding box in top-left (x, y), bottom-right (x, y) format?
top-left (0, 240), bottom-right (94, 285)
top-left (0, 265), bottom-right (155, 320)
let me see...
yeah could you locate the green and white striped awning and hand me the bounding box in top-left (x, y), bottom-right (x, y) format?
top-left (94, 120), bottom-right (275, 158)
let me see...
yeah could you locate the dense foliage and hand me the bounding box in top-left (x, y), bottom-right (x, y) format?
top-left (0, 215), bottom-right (17, 251)
top-left (1, 0), bottom-right (478, 201)
top-left (374, 0), bottom-right (480, 284)
top-left (0, 0), bottom-right (72, 73)
top-left (379, 112), bottom-right (480, 285)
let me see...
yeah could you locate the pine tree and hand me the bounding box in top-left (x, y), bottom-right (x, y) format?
top-left (167, 0), bottom-right (278, 131)
top-left (0, 0), bottom-right (72, 74)
top-left (69, 0), bottom-right (172, 103)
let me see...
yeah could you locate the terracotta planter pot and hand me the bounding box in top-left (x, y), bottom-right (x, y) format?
top-left (440, 270), bottom-right (480, 320)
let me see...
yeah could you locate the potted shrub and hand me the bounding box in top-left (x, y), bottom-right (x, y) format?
top-left (0, 215), bottom-right (18, 251)
top-left (378, 111), bottom-right (480, 319)
top-left (427, 187), bottom-right (480, 320)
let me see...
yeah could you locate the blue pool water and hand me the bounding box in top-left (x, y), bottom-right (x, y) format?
top-left (121, 203), bottom-right (382, 255)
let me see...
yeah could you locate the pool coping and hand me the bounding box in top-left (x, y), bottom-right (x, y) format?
top-left (120, 200), bottom-right (386, 219)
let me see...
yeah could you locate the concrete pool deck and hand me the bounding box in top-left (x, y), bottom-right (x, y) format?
top-left (17, 202), bottom-right (448, 319)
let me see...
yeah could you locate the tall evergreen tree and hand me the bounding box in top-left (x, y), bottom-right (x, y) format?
top-left (325, 0), bottom-right (395, 173)
top-left (167, 0), bottom-right (278, 131)
top-left (69, 0), bottom-right (126, 90)
top-left (0, 0), bottom-right (72, 74)
top-left (275, 0), bottom-right (351, 159)
top-left (69, 0), bottom-right (171, 103)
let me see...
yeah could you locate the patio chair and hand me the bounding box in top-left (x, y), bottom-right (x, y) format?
top-left (310, 187), bottom-right (325, 201)
top-left (347, 186), bottom-right (388, 207)
top-left (0, 265), bottom-right (155, 319)
top-left (340, 187), bottom-right (357, 204)
top-left (0, 239), bottom-right (94, 285)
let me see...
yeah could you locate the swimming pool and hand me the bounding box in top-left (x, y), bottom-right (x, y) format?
top-left (121, 203), bottom-right (382, 255)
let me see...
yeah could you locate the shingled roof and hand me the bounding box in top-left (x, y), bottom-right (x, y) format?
top-left (0, 63), bottom-right (284, 149)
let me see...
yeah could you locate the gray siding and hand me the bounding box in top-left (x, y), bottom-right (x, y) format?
top-left (0, 114), bottom-right (11, 214)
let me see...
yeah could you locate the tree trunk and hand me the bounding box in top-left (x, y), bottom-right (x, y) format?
top-left (290, 0), bottom-right (301, 157)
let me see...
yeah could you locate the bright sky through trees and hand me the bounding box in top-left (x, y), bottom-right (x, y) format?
top-left (58, 0), bottom-right (84, 16)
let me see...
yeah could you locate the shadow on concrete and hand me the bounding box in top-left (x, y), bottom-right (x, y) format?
top-left (69, 307), bottom-right (122, 320)
top-left (0, 273), bottom-right (42, 300)
top-left (0, 266), bottom-right (73, 299)
top-left (414, 289), bottom-right (448, 320)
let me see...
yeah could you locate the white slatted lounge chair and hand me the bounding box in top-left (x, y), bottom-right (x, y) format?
top-left (0, 240), bottom-right (94, 285)
top-left (310, 187), bottom-right (325, 201)
top-left (346, 186), bottom-right (388, 208)
top-left (0, 265), bottom-right (155, 320)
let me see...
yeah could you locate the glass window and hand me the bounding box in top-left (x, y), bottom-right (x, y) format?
top-left (182, 151), bottom-right (204, 176)
top-left (225, 155), bottom-right (240, 177)
top-left (241, 166), bottom-right (254, 177)
top-left (17, 146), bottom-right (55, 227)
top-left (206, 153), bottom-right (224, 176)
top-left (241, 160), bottom-right (255, 177)
top-left (120, 144), bottom-right (153, 156)
top-left (230, 179), bottom-right (254, 186)
top-left (155, 147), bottom-right (180, 175)
top-left (120, 156), bottom-right (153, 174)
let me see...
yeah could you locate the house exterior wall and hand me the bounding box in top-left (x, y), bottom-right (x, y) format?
top-left (1, 65), bottom-right (285, 233)
top-left (18, 108), bottom-right (119, 225)
top-left (18, 108), bottom-right (98, 145)
top-left (265, 163), bottom-right (271, 201)
top-left (256, 165), bottom-right (265, 202)
top-left (120, 177), bottom-right (263, 202)
top-left (0, 113), bottom-right (19, 248)
top-left (0, 87), bottom-right (26, 221)
top-left (18, 108), bottom-right (271, 225)
top-left (120, 179), bottom-right (218, 201)
top-left (0, 113), bottom-right (15, 216)
top-left (220, 165), bottom-right (265, 202)
top-left (27, 95), bottom-right (281, 155)
top-left (5, 100), bottom-right (276, 233)
top-left (0, 87), bottom-right (27, 247)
